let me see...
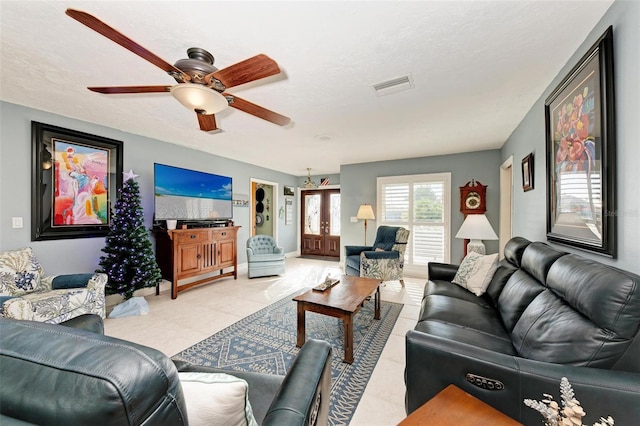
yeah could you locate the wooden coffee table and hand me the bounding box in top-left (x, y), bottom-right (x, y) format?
top-left (398, 385), bottom-right (522, 425)
top-left (293, 275), bottom-right (382, 363)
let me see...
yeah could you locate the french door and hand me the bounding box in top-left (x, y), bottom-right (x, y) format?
top-left (300, 189), bottom-right (340, 258)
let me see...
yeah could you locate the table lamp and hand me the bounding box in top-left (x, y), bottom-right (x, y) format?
top-left (356, 204), bottom-right (375, 245)
top-left (455, 214), bottom-right (498, 255)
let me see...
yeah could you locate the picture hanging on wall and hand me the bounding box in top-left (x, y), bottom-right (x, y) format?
top-left (545, 26), bottom-right (616, 257)
top-left (31, 121), bottom-right (123, 241)
top-left (521, 153), bottom-right (534, 192)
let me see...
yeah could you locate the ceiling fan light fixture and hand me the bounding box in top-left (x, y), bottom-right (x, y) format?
top-left (171, 83), bottom-right (228, 114)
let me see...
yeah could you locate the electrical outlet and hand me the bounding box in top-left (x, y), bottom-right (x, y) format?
top-left (12, 217), bottom-right (24, 228)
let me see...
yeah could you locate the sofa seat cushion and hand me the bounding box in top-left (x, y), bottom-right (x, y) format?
top-left (345, 255), bottom-right (360, 273)
top-left (418, 294), bottom-right (509, 339)
top-left (423, 280), bottom-right (494, 309)
top-left (414, 320), bottom-right (517, 355)
top-left (247, 253), bottom-right (285, 263)
top-left (2, 287), bottom-right (103, 323)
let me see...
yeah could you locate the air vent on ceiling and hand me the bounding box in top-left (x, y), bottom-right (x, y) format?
top-left (372, 74), bottom-right (414, 97)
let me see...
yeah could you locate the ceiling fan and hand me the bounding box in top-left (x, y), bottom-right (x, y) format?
top-left (65, 8), bottom-right (291, 132)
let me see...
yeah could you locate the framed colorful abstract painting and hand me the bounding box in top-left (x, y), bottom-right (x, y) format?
top-left (545, 27), bottom-right (616, 257)
top-left (31, 122), bottom-right (123, 240)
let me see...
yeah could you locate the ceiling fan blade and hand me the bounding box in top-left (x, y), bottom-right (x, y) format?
top-left (66, 8), bottom-right (189, 81)
top-left (226, 95), bottom-right (291, 126)
top-left (197, 113), bottom-right (218, 132)
top-left (88, 85), bottom-right (171, 94)
top-left (210, 54), bottom-right (281, 89)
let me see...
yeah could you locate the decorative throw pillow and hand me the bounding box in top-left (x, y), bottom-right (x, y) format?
top-left (452, 252), bottom-right (499, 296)
top-left (375, 247), bottom-right (385, 252)
top-left (178, 372), bottom-right (258, 426)
top-left (0, 247), bottom-right (44, 296)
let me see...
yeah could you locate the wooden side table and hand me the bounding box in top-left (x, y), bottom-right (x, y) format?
top-left (398, 385), bottom-right (522, 426)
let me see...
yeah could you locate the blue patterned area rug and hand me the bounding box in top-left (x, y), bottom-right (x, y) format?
top-left (174, 291), bottom-right (403, 425)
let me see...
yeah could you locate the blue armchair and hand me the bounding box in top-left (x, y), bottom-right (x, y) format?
top-left (246, 235), bottom-right (286, 278)
top-left (345, 226), bottom-right (410, 285)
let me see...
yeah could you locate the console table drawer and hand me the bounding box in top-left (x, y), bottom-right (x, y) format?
top-left (176, 231), bottom-right (209, 243)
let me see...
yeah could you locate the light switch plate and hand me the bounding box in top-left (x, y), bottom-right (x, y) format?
top-left (350, 216), bottom-right (358, 223)
top-left (12, 217), bottom-right (24, 228)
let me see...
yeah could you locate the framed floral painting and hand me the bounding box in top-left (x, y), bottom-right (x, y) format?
top-left (545, 27), bottom-right (615, 257)
top-left (31, 121), bottom-right (123, 240)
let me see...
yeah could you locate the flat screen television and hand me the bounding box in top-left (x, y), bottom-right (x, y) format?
top-left (154, 163), bottom-right (232, 221)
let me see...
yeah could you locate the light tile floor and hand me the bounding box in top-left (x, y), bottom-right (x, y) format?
top-left (105, 257), bottom-right (424, 425)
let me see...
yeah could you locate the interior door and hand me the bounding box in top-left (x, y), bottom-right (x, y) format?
top-left (300, 189), bottom-right (340, 257)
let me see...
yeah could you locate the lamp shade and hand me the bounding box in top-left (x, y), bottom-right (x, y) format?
top-left (170, 83), bottom-right (228, 114)
top-left (356, 204), bottom-right (375, 220)
top-left (455, 214), bottom-right (498, 240)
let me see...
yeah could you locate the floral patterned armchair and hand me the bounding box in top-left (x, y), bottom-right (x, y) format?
top-left (0, 247), bottom-right (106, 323)
top-left (345, 226), bottom-right (410, 285)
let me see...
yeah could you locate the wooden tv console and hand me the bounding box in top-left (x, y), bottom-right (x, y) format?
top-left (154, 226), bottom-right (240, 299)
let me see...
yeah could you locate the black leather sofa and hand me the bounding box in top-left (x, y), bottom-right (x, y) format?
top-left (406, 237), bottom-right (640, 424)
top-left (0, 314), bottom-right (332, 425)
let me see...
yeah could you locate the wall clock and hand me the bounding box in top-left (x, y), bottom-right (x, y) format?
top-left (460, 180), bottom-right (487, 215)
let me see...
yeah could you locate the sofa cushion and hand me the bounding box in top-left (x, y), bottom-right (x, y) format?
top-left (0, 247), bottom-right (45, 296)
top-left (519, 242), bottom-right (565, 285)
top-left (546, 255), bottom-right (640, 339)
top-left (418, 294), bottom-right (508, 338)
top-left (414, 320), bottom-right (516, 355)
top-left (452, 252), bottom-right (499, 296)
top-left (497, 270), bottom-right (545, 332)
top-left (247, 253), bottom-right (284, 263)
top-left (502, 236), bottom-right (531, 268)
top-left (178, 372), bottom-right (257, 426)
top-left (423, 280), bottom-right (494, 309)
top-left (484, 259), bottom-right (518, 305)
top-left (512, 290), bottom-right (635, 368)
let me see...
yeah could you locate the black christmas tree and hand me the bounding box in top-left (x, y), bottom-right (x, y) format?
top-left (97, 170), bottom-right (162, 300)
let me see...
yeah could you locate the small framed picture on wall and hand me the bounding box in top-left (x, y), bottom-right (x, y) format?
top-left (521, 153), bottom-right (534, 192)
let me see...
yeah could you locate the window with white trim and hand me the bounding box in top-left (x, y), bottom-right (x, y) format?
top-left (377, 173), bottom-right (451, 275)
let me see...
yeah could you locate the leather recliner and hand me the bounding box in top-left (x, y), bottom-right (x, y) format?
top-left (405, 237), bottom-right (640, 425)
top-left (0, 314), bottom-right (332, 425)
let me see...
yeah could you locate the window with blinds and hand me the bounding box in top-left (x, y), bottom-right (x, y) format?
top-left (377, 173), bottom-right (451, 274)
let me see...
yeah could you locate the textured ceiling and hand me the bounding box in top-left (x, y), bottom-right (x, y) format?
top-left (0, 1), bottom-right (613, 176)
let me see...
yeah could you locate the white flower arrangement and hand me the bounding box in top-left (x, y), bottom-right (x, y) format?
top-left (523, 377), bottom-right (614, 426)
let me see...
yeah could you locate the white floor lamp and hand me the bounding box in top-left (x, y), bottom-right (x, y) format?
top-left (357, 204), bottom-right (375, 245)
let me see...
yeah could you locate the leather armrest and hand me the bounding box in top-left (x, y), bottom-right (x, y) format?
top-left (59, 314), bottom-right (104, 334)
top-left (263, 339), bottom-right (332, 426)
top-left (405, 329), bottom-right (640, 424)
top-left (345, 245), bottom-right (373, 256)
top-left (361, 250), bottom-right (400, 260)
top-left (427, 262), bottom-right (459, 281)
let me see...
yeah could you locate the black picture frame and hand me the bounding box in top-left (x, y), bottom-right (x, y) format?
top-left (31, 121), bottom-right (123, 241)
top-left (545, 26), bottom-right (616, 257)
top-left (521, 153), bottom-right (534, 192)
top-left (284, 185), bottom-right (295, 196)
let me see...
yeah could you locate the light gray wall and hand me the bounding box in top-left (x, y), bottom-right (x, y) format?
top-left (340, 150), bottom-right (502, 265)
top-left (0, 102), bottom-right (299, 274)
top-left (501, 0), bottom-right (639, 274)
